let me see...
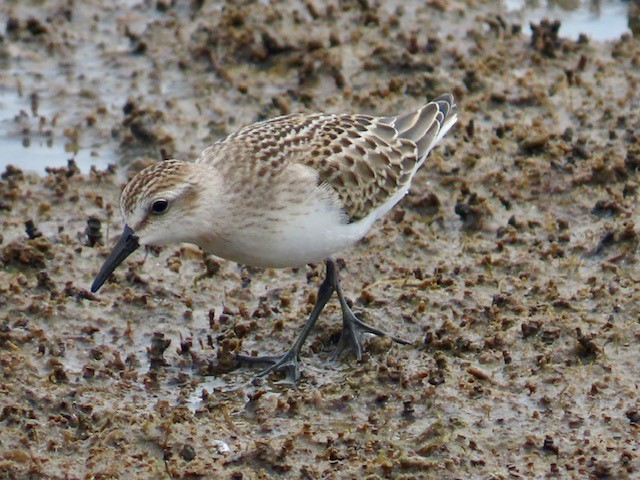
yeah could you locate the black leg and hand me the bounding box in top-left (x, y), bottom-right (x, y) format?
top-left (236, 259), bottom-right (411, 381)
top-left (236, 260), bottom-right (337, 382)
top-left (330, 267), bottom-right (411, 361)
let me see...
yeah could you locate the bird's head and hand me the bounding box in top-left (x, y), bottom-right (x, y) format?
top-left (91, 159), bottom-right (210, 293)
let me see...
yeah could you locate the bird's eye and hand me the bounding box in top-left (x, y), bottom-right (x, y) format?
top-left (151, 199), bottom-right (169, 214)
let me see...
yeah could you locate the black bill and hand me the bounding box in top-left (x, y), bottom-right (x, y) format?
top-left (91, 224), bottom-right (140, 293)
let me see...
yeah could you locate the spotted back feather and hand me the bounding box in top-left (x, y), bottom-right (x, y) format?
top-left (197, 94), bottom-right (457, 222)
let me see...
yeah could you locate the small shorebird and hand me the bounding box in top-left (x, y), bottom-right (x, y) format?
top-left (91, 94), bottom-right (457, 381)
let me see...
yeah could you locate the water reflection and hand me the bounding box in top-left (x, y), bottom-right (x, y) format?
top-left (505, 0), bottom-right (632, 40)
top-left (0, 90), bottom-right (116, 173)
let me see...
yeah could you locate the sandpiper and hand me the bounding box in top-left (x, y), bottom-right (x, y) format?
top-left (91, 94), bottom-right (458, 381)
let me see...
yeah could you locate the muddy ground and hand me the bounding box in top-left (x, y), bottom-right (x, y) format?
top-left (1, 0), bottom-right (640, 479)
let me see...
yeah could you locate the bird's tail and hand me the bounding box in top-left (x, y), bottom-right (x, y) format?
top-left (380, 93), bottom-right (458, 165)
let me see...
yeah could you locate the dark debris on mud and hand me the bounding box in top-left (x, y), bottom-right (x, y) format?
top-left (1, 0), bottom-right (640, 479)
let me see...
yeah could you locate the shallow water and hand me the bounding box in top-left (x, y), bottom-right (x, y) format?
top-left (505, 0), bottom-right (631, 40)
top-left (0, 88), bottom-right (118, 173)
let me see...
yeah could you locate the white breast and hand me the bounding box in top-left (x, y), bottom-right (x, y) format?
top-left (206, 184), bottom-right (373, 268)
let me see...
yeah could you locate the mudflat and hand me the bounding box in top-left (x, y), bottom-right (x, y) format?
top-left (1, 1), bottom-right (639, 478)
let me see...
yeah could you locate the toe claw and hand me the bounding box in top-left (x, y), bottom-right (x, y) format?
top-left (235, 351), bottom-right (301, 382)
top-left (331, 312), bottom-right (410, 360)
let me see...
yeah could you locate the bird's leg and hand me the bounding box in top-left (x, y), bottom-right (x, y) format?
top-left (330, 267), bottom-right (411, 361)
top-left (235, 260), bottom-right (337, 382)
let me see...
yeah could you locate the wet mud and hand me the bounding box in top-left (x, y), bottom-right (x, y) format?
top-left (1, 1), bottom-right (640, 478)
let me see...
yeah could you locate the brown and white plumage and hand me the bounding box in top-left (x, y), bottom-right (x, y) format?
top-left (196, 93), bottom-right (456, 223)
top-left (92, 94), bottom-right (457, 381)
top-left (112, 94), bottom-right (457, 269)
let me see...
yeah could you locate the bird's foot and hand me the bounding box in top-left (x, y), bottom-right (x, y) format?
top-left (330, 311), bottom-right (411, 361)
top-left (236, 350), bottom-right (302, 383)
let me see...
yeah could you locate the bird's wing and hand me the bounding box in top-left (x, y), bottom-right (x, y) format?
top-left (197, 95), bottom-right (456, 222)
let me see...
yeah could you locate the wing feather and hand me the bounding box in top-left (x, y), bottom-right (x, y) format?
top-left (196, 95), bottom-right (457, 222)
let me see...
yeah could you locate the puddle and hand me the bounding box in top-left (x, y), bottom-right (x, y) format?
top-left (0, 134), bottom-right (116, 174)
top-left (504, 0), bottom-right (632, 40)
top-left (0, 90), bottom-right (117, 173)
